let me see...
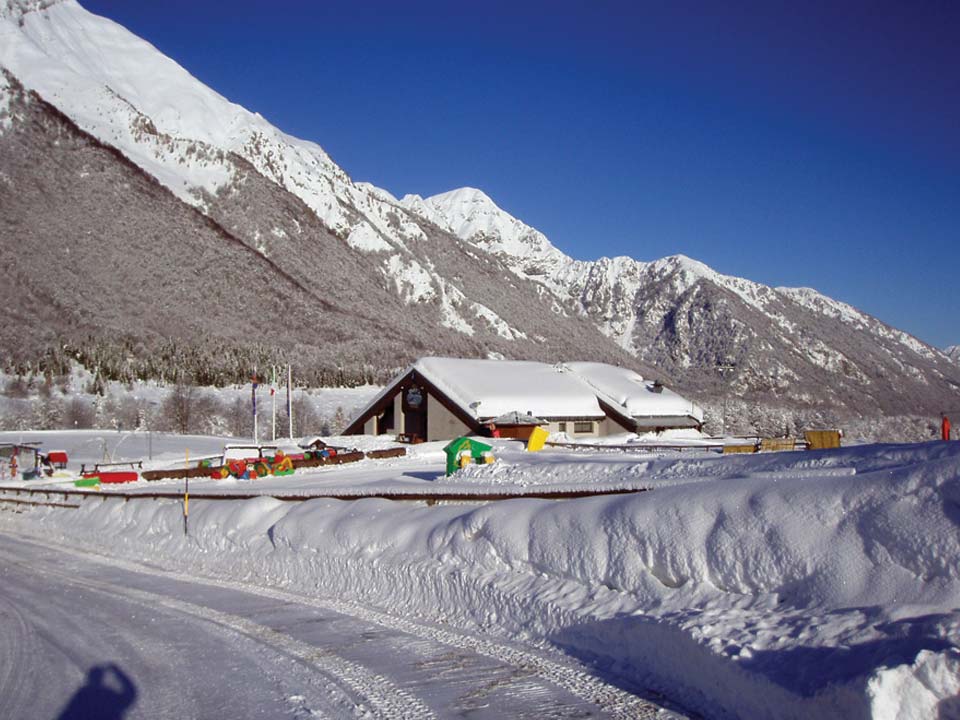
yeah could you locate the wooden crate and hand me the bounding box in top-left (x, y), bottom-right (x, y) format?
top-left (804, 430), bottom-right (842, 450)
top-left (759, 438), bottom-right (797, 452)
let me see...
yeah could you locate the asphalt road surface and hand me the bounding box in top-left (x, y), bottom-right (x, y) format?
top-left (0, 533), bottom-right (677, 719)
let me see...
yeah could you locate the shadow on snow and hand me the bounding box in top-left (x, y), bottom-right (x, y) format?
top-left (57, 663), bottom-right (137, 720)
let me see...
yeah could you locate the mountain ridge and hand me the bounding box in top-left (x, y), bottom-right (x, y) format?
top-left (2, 0), bottom-right (959, 430)
top-left (399, 190), bottom-right (960, 418)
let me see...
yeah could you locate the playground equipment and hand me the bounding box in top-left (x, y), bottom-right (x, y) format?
top-left (443, 437), bottom-right (495, 476)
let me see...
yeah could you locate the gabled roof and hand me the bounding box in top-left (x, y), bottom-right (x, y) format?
top-left (344, 357), bottom-right (703, 435)
top-left (415, 357), bottom-right (604, 420)
top-left (564, 362), bottom-right (704, 424)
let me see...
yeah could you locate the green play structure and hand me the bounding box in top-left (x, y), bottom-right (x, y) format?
top-left (443, 437), bottom-right (494, 476)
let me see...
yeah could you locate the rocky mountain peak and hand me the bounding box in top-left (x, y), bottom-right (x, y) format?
top-left (406, 187), bottom-right (569, 269)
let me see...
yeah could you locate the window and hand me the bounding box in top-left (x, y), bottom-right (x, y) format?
top-left (574, 421), bottom-right (593, 434)
top-left (558, 422), bottom-right (567, 432)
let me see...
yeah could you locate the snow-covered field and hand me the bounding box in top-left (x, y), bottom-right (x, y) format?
top-left (2, 434), bottom-right (959, 719)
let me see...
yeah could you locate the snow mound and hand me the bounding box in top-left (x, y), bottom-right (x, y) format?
top-left (3, 441), bottom-right (960, 719)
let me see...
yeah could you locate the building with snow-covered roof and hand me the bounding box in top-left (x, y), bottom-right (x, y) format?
top-left (343, 357), bottom-right (703, 442)
top-left (564, 362), bottom-right (704, 432)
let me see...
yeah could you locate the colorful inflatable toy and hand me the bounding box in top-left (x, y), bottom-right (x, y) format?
top-left (271, 450), bottom-right (294, 476)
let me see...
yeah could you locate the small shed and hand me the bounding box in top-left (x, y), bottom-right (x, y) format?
top-left (46, 450), bottom-right (69, 469)
top-left (489, 411), bottom-right (546, 441)
top-left (299, 436), bottom-right (329, 451)
top-left (443, 437), bottom-right (493, 476)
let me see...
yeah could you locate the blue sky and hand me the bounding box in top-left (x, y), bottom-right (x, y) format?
top-left (82, 1), bottom-right (959, 348)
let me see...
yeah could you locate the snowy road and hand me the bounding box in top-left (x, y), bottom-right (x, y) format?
top-left (0, 533), bottom-right (671, 719)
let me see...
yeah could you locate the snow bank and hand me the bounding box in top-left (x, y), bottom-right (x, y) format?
top-left (3, 442), bottom-right (959, 719)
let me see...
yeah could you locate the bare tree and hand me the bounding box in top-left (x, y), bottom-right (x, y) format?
top-left (332, 405), bottom-right (348, 434)
top-left (192, 393), bottom-right (223, 435)
top-left (4, 375), bottom-right (28, 399)
top-left (290, 394), bottom-right (318, 438)
top-left (32, 395), bottom-right (63, 430)
top-left (228, 396), bottom-right (251, 438)
top-left (160, 381), bottom-right (196, 434)
top-left (63, 396), bottom-right (95, 429)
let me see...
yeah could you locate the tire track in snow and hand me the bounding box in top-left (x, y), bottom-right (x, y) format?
top-left (0, 591), bottom-right (38, 716)
top-left (330, 598), bottom-right (661, 720)
top-left (11, 534), bottom-right (664, 719)
top-left (0, 544), bottom-right (435, 720)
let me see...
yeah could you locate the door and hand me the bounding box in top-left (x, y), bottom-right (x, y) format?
top-left (402, 385), bottom-right (427, 441)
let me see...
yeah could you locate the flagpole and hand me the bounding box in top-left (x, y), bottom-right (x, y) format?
top-left (252, 370), bottom-right (258, 444)
top-left (287, 364), bottom-right (293, 440)
top-left (271, 365), bottom-right (277, 442)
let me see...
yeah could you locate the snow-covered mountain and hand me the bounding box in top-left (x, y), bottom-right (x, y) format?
top-left (2, 0), bottom-right (959, 425)
top-left (408, 188), bottom-right (960, 417)
top-left (946, 346), bottom-right (960, 365)
top-left (400, 188), bottom-right (570, 280)
top-left (0, 0), bottom-right (639, 380)
top-left (0, 0), bottom-right (574, 344)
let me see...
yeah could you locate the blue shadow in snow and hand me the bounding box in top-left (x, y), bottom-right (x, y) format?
top-left (735, 614), bottom-right (954, 695)
top-left (57, 663), bottom-right (137, 720)
top-left (549, 609), bottom-right (958, 717)
top-left (402, 471), bottom-right (444, 481)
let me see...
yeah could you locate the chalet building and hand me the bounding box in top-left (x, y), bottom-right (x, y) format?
top-left (343, 357), bottom-right (703, 442)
